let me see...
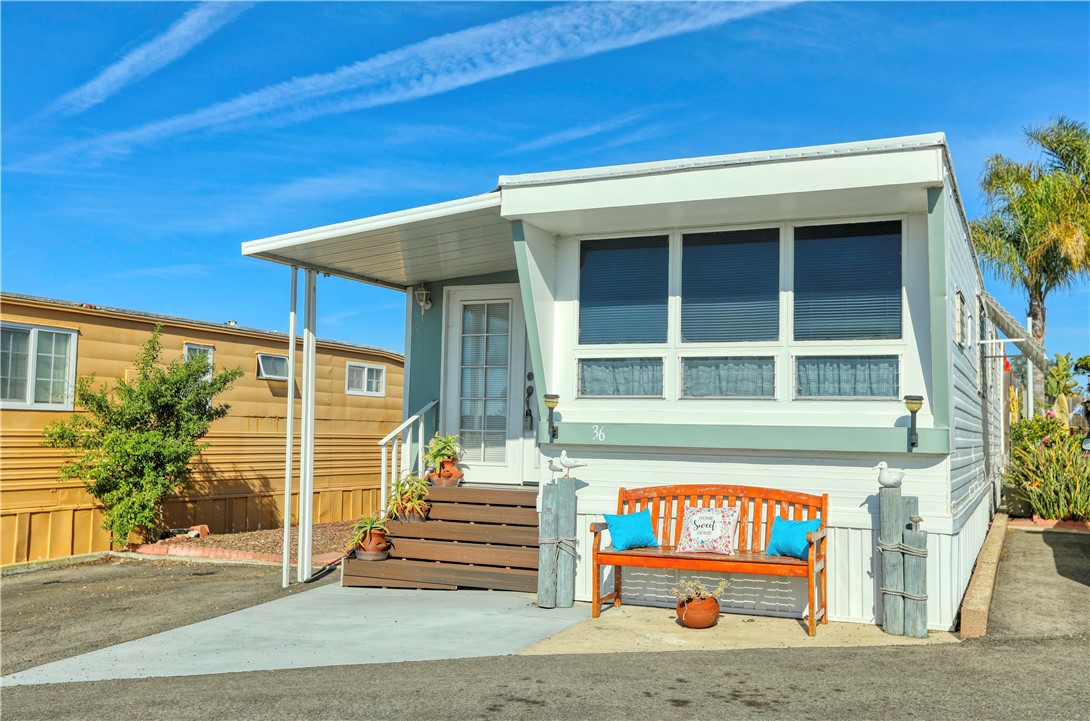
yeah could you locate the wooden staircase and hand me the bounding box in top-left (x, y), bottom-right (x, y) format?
top-left (341, 485), bottom-right (539, 592)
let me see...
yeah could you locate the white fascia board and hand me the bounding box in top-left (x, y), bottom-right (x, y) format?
top-left (241, 192), bottom-right (501, 258)
top-left (498, 133), bottom-right (947, 188)
top-left (501, 146), bottom-right (944, 220)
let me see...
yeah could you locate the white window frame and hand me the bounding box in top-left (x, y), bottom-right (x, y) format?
top-left (0, 322), bottom-right (78, 411)
top-left (346, 362), bottom-right (385, 397)
top-left (569, 215), bottom-right (908, 403)
top-left (256, 353), bottom-right (289, 381)
top-left (183, 342), bottom-right (214, 382)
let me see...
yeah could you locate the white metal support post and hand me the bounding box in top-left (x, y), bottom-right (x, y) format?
top-left (297, 270), bottom-right (318, 581)
top-left (281, 267), bottom-right (298, 588)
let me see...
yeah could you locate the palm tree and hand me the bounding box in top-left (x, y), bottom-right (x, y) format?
top-left (970, 117), bottom-right (1090, 403)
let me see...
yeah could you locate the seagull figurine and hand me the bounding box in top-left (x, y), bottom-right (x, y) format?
top-left (547, 458), bottom-right (564, 478)
top-left (558, 450), bottom-right (587, 478)
top-left (873, 461), bottom-right (905, 488)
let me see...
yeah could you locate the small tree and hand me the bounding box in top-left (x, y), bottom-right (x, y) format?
top-left (43, 326), bottom-right (243, 545)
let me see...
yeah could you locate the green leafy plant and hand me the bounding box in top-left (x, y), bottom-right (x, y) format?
top-left (1004, 434), bottom-right (1089, 520)
top-left (671, 578), bottom-right (729, 603)
top-left (42, 326), bottom-right (243, 545)
top-left (1010, 415), bottom-right (1068, 453)
top-left (1046, 353), bottom-right (1079, 400)
top-left (387, 472), bottom-right (430, 519)
top-left (423, 433), bottom-right (463, 468)
top-left (346, 511), bottom-right (390, 553)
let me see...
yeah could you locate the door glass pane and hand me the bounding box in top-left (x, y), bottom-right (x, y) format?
top-left (1, 328), bottom-right (30, 401)
top-left (34, 331), bottom-right (70, 404)
top-left (459, 301), bottom-right (511, 463)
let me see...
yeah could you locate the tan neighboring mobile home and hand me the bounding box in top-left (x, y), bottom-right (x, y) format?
top-left (0, 292), bottom-right (403, 564)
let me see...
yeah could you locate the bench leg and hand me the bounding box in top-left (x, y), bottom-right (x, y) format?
top-left (807, 573), bottom-right (817, 637)
top-left (821, 564), bottom-right (828, 625)
top-left (591, 560), bottom-right (602, 618)
top-left (613, 565), bottom-right (622, 607)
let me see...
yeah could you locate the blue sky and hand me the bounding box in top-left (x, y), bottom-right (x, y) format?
top-left (3, 1), bottom-right (1088, 358)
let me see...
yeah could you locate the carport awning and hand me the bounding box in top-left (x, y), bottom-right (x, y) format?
top-left (981, 291), bottom-right (1048, 372)
top-left (241, 192), bottom-right (513, 290)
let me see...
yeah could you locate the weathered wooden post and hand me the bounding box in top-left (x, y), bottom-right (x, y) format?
top-left (555, 475), bottom-right (578, 608)
top-left (879, 477), bottom-right (905, 635)
top-left (902, 497), bottom-right (928, 638)
top-left (537, 481), bottom-right (558, 608)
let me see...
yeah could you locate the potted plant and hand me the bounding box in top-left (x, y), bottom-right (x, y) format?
top-left (387, 472), bottom-right (431, 522)
top-left (424, 433), bottom-right (464, 486)
top-left (671, 578), bottom-right (729, 629)
top-left (346, 512), bottom-right (391, 560)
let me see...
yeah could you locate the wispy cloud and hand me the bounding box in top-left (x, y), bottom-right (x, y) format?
top-left (44, 2), bottom-right (253, 118)
top-left (510, 111), bottom-right (651, 153)
top-left (19, 1), bottom-right (796, 170)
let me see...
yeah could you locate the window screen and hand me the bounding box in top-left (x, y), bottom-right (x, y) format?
top-left (578, 358), bottom-right (663, 397)
top-left (796, 356), bottom-right (900, 398)
top-left (682, 357), bottom-right (775, 398)
top-left (682, 228), bottom-right (779, 342)
top-left (794, 221), bottom-right (902, 340)
top-left (579, 236), bottom-right (668, 344)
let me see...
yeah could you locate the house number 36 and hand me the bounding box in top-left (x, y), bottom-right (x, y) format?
top-left (592, 425), bottom-right (606, 442)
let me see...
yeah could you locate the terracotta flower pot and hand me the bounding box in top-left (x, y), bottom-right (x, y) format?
top-left (354, 530), bottom-right (389, 560)
top-left (429, 458), bottom-right (464, 486)
top-left (676, 596), bottom-right (720, 629)
top-left (396, 508), bottom-right (428, 523)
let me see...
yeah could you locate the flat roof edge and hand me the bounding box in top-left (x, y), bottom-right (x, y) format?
top-left (242, 191), bottom-right (501, 256)
top-left (498, 133), bottom-right (947, 188)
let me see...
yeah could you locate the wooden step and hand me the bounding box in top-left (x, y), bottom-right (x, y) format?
top-left (343, 558), bottom-right (536, 593)
top-left (387, 520), bottom-right (538, 546)
top-left (427, 503), bottom-right (539, 526)
top-left (427, 485), bottom-right (538, 507)
top-left (389, 538), bottom-right (538, 569)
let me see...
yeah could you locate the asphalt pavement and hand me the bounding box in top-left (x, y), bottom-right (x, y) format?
top-left (1, 528), bottom-right (1086, 720)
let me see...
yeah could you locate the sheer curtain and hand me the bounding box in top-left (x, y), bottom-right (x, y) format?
top-left (796, 356), bottom-right (899, 398)
top-left (682, 357), bottom-right (775, 398)
top-left (579, 358), bottom-right (663, 397)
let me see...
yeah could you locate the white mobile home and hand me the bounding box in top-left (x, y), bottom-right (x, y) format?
top-left (243, 134), bottom-right (1043, 630)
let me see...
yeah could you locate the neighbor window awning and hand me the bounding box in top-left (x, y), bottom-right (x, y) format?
top-left (980, 291), bottom-right (1048, 372)
top-left (241, 192), bottom-right (513, 290)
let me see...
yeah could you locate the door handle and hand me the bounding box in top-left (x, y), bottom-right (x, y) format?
top-left (524, 385), bottom-right (535, 430)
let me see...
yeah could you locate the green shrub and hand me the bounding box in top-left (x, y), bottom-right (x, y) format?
top-left (1010, 415), bottom-right (1068, 452)
top-left (1004, 433), bottom-right (1090, 521)
top-left (43, 326), bottom-right (243, 544)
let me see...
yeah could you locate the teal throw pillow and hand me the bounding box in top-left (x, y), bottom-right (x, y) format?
top-left (603, 509), bottom-right (659, 551)
top-left (765, 517), bottom-right (821, 560)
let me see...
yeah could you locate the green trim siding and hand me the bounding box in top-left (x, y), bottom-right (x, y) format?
top-left (927, 187), bottom-right (951, 431)
top-left (510, 220), bottom-right (552, 444)
top-left (555, 422), bottom-right (950, 455)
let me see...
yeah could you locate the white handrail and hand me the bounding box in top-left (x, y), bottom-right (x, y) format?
top-left (378, 400), bottom-right (438, 514)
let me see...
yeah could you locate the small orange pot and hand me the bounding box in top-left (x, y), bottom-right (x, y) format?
top-left (676, 596), bottom-right (720, 629)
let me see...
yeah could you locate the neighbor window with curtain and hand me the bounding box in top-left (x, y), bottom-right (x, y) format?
top-left (793, 221), bottom-right (902, 340)
top-left (1, 324), bottom-right (77, 409)
top-left (579, 236), bottom-right (669, 344)
top-left (681, 228), bottom-right (779, 342)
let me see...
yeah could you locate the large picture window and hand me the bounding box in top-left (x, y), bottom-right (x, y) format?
top-left (1, 324), bottom-right (77, 409)
top-left (793, 221), bottom-right (902, 341)
top-left (579, 236), bottom-right (668, 344)
top-left (682, 228), bottom-right (779, 342)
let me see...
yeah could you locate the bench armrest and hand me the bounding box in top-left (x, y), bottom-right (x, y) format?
top-left (589, 522), bottom-right (608, 533)
top-left (806, 526), bottom-right (827, 543)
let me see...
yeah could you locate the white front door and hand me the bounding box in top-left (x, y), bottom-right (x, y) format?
top-left (443, 285), bottom-right (527, 485)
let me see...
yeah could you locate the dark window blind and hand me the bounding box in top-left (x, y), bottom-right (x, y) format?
top-left (579, 236), bottom-right (668, 344)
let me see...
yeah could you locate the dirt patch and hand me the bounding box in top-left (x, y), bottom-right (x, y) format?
top-left (0, 557), bottom-right (334, 676)
top-left (158, 520), bottom-right (355, 557)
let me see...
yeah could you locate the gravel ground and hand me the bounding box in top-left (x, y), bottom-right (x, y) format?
top-left (168, 520), bottom-right (355, 558)
top-left (0, 557), bottom-right (336, 676)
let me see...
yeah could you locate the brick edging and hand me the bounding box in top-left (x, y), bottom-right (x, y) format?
top-left (1007, 517), bottom-right (1090, 533)
top-left (123, 543), bottom-right (345, 565)
top-left (958, 512), bottom-right (1008, 639)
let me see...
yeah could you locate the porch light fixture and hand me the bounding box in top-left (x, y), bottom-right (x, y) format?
top-left (413, 285), bottom-right (432, 318)
top-left (543, 394), bottom-right (560, 441)
top-left (904, 395), bottom-right (924, 449)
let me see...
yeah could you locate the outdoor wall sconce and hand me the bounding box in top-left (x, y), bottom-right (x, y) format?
top-left (543, 394), bottom-right (560, 441)
top-left (904, 395), bottom-right (924, 449)
top-left (413, 285), bottom-right (432, 318)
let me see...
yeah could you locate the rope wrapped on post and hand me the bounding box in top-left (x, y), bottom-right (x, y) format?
top-left (879, 587), bottom-right (928, 601)
top-left (540, 536), bottom-right (579, 566)
top-left (877, 540), bottom-right (928, 557)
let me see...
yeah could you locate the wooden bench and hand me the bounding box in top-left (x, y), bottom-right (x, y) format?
top-left (591, 484), bottom-right (829, 636)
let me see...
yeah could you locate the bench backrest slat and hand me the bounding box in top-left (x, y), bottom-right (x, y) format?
top-left (615, 484), bottom-right (827, 552)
